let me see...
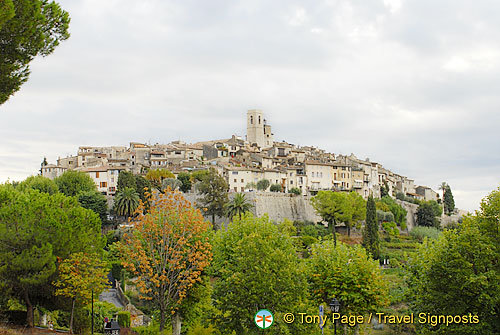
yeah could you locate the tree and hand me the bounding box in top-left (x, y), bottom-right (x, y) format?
top-left (311, 191), bottom-right (365, 240)
top-left (289, 187), bottom-right (301, 195)
top-left (270, 183), bottom-right (281, 192)
top-left (134, 175), bottom-right (150, 203)
top-left (118, 189), bottom-right (212, 334)
top-left (245, 181), bottom-right (256, 191)
top-left (18, 175), bottom-right (59, 195)
top-left (308, 241), bottom-right (388, 322)
top-left (438, 182), bottom-right (448, 206)
top-left (0, 0), bottom-right (70, 105)
top-left (162, 178), bottom-right (182, 191)
top-left (177, 172), bottom-right (192, 193)
top-left (196, 168), bottom-right (229, 229)
top-left (55, 170), bottom-right (96, 197)
top-left (380, 180), bottom-right (389, 197)
top-left (53, 252), bottom-right (109, 333)
top-left (145, 168), bottom-right (174, 190)
top-left (113, 187), bottom-right (140, 217)
top-left (117, 171), bottom-right (136, 191)
top-left (224, 193), bottom-right (253, 220)
top-left (256, 179), bottom-right (270, 191)
top-left (77, 190), bottom-right (108, 224)
top-left (444, 184), bottom-right (455, 215)
top-left (416, 201), bottom-right (441, 228)
top-left (0, 186), bottom-right (103, 327)
top-left (379, 196), bottom-right (407, 227)
top-left (362, 195), bottom-right (380, 259)
top-left (407, 187), bottom-right (500, 334)
top-left (212, 213), bottom-right (310, 334)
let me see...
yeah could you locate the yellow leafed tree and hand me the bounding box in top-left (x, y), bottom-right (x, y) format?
top-left (118, 189), bottom-right (212, 335)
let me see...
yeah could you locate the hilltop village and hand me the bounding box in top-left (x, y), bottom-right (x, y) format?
top-left (41, 110), bottom-right (438, 202)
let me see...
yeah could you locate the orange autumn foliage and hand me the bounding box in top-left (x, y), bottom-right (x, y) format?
top-left (118, 188), bottom-right (212, 319)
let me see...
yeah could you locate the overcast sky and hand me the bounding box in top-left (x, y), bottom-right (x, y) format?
top-left (1, 0), bottom-right (499, 211)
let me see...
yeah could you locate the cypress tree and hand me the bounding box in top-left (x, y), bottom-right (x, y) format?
top-left (444, 185), bottom-right (455, 215)
top-left (363, 195), bottom-right (380, 259)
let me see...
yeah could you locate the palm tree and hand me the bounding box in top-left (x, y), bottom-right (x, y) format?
top-left (114, 187), bottom-right (140, 217)
top-left (225, 193), bottom-right (253, 220)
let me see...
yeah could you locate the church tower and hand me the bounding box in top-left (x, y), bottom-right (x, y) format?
top-left (247, 109), bottom-right (273, 148)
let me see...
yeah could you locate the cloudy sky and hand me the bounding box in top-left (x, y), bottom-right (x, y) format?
top-left (1, 0), bottom-right (500, 211)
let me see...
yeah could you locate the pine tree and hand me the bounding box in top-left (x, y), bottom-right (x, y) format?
top-left (363, 195), bottom-right (380, 259)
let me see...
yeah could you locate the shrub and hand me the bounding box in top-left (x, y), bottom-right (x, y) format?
top-left (186, 322), bottom-right (216, 335)
top-left (288, 187), bottom-right (301, 195)
top-left (117, 311), bottom-right (131, 328)
top-left (269, 184), bottom-right (281, 192)
top-left (256, 179), bottom-right (270, 191)
top-left (382, 221), bottom-right (399, 237)
top-left (410, 226), bottom-right (441, 241)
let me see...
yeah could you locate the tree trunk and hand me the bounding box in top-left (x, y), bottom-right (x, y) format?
top-left (24, 290), bottom-right (34, 327)
top-left (159, 306), bottom-right (166, 332)
top-left (347, 224), bottom-right (351, 237)
top-left (331, 219), bottom-right (337, 247)
top-left (172, 310), bottom-right (182, 335)
top-left (212, 213), bottom-right (216, 230)
top-left (69, 298), bottom-right (76, 334)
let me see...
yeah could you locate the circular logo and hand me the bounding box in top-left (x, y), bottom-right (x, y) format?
top-left (254, 309), bottom-right (274, 329)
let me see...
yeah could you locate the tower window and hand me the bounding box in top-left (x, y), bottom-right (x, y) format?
top-left (258, 116), bottom-right (261, 124)
top-left (250, 116), bottom-right (253, 124)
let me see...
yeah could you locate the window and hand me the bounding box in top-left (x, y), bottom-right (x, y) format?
top-left (290, 172), bottom-right (293, 176)
top-left (241, 179), bottom-right (244, 183)
top-left (111, 178), bottom-right (114, 182)
top-left (234, 187), bottom-right (238, 192)
top-left (258, 116), bottom-right (261, 124)
top-left (234, 179), bottom-right (237, 183)
top-left (241, 187), bottom-right (244, 192)
top-left (96, 172), bottom-right (99, 178)
top-left (232, 171), bottom-right (238, 175)
top-left (250, 116), bottom-right (253, 124)
top-left (100, 182), bottom-right (107, 188)
top-left (291, 181), bottom-right (293, 184)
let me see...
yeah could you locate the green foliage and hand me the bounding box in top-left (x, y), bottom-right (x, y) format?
top-left (409, 226), bottom-right (441, 241)
top-left (113, 187), bottom-right (140, 217)
top-left (212, 213), bottom-right (311, 334)
top-left (77, 190), bottom-right (108, 224)
top-left (0, 186), bottom-right (103, 326)
top-left (134, 175), bottom-right (151, 202)
top-left (17, 175), bottom-right (59, 195)
top-left (377, 209), bottom-right (395, 223)
top-left (382, 221), bottom-right (399, 237)
top-left (444, 184), bottom-right (455, 215)
top-left (407, 187), bottom-right (500, 334)
top-left (0, 0), bottom-right (70, 105)
top-left (196, 168), bottom-right (229, 228)
top-left (288, 187), bottom-right (301, 195)
top-left (245, 181), bottom-right (256, 191)
top-left (117, 311), bottom-right (131, 328)
top-left (380, 180), bottom-right (390, 197)
top-left (177, 172), bottom-right (192, 193)
top-left (308, 241), bottom-right (389, 314)
top-left (185, 322), bottom-right (216, 335)
top-left (55, 170), bottom-right (96, 197)
top-left (117, 171), bottom-right (136, 191)
top-left (161, 178), bottom-right (182, 191)
top-left (191, 170), bottom-right (209, 182)
top-left (379, 196), bottom-right (407, 226)
top-left (269, 183), bottom-right (281, 192)
top-left (83, 301), bottom-right (120, 333)
top-left (224, 193), bottom-right (253, 220)
top-left (256, 179), bottom-right (270, 191)
top-left (363, 195), bottom-right (380, 259)
top-left (311, 191), bottom-right (366, 237)
top-left (416, 201), bottom-right (441, 228)
top-left (145, 169), bottom-right (175, 190)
